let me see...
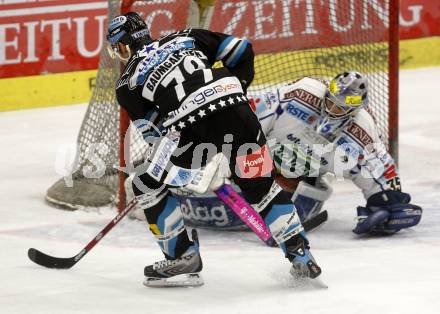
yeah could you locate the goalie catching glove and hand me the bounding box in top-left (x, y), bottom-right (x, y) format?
top-left (353, 190), bottom-right (422, 235)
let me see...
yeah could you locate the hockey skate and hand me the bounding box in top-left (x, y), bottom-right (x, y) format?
top-left (285, 234), bottom-right (321, 279)
top-left (284, 234), bottom-right (327, 289)
top-left (143, 233), bottom-right (203, 288)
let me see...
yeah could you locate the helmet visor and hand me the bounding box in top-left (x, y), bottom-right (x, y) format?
top-left (324, 84), bottom-right (365, 119)
top-left (106, 42), bottom-right (131, 61)
top-left (324, 97), bottom-right (350, 118)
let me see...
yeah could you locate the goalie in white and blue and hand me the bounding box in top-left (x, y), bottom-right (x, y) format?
top-left (259, 71), bottom-right (422, 236)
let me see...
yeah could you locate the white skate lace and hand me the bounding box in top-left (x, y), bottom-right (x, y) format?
top-left (153, 259), bottom-right (180, 270)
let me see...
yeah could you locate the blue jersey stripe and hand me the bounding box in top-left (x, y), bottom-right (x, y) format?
top-left (226, 39), bottom-right (249, 67)
top-left (215, 36), bottom-right (235, 60)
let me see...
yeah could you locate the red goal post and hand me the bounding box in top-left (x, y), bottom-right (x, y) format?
top-left (45, 0), bottom-right (399, 212)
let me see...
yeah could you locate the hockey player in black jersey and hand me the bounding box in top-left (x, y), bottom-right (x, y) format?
top-left (106, 12), bottom-right (322, 287)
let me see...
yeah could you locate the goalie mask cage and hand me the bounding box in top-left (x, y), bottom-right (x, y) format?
top-left (45, 0), bottom-right (399, 211)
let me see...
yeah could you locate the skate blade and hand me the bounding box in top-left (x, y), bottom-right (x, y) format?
top-left (289, 272), bottom-right (328, 289)
top-left (143, 273), bottom-right (204, 288)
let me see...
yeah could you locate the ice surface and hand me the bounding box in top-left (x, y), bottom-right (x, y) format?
top-left (1, 67), bottom-right (439, 314)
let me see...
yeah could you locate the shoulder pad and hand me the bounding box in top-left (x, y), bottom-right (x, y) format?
top-left (278, 77), bottom-right (326, 110)
top-left (345, 109), bottom-right (380, 149)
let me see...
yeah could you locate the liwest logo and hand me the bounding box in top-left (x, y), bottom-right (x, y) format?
top-left (148, 136), bottom-right (179, 179)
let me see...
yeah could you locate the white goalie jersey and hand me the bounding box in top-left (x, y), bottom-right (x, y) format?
top-left (251, 77), bottom-right (400, 200)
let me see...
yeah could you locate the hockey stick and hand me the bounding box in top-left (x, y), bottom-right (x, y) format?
top-left (215, 184), bottom-right (272, 242)
top-left (27, 199), bottom-right (138, 269)
top-left (302, 210), bottom-right (328, 232)
top-left (29, 185), bottom-right (327, 269)
top-left (215, 184), bottom-right (328, 244)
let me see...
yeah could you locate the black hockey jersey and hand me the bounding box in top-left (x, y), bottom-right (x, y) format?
top-left (115, 28), bottom-right (255, 132)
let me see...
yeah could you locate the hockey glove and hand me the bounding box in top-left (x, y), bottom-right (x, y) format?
top-left (139, 110), bottom-right (165, 141)
top-left (184, 153), bottom-right (231, 194)
top-left (353, 190), bottom-right (422, 235)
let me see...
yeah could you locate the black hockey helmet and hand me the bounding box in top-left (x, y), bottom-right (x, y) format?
top-left (106, 12), bottom-right (151, 61)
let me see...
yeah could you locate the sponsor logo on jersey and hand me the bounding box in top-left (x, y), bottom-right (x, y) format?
top-left (190, 83), bottom-right (241, 106)
top-left (164, 76), bottom-right (243, 126)
top-left (167, 167), bottom-right (198, 186)
top-left (249, 92), bottom-right (277, 114)
top-left (285, 103), bottom-right (317, 124)
top-left (336, 137), bottom-right (360, 160)
top-left (346, 122), bottom-right (374, 149)
top-left (383, 163), bottom-right (398, 180)
top-left (147, 135), bottom-right (180, 179)
top-left (132, 29), bottom-right (150, 40)
top-left (134, 38), bottom-right (195, 86)
top-left (283, 88), bottom-right (321, 110)
top-left (336, 137), bottom-right (349, 147)
top-left (175, 168), bottom-right (192, 182)
top-left (236, 145), bottom-right (273, 178)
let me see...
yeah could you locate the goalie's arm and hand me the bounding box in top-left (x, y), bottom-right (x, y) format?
top-left (346, 112), bottom-right (422, 234)
top-left (346, 112), bottom-right (401, 198)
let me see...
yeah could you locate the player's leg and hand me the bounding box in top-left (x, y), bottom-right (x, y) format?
top-left (132, 168), bottom-right (203, 287)
top-left (235, 175), bottom-right (322, 278)
top-left (213, 104), bottom-right (322, 278)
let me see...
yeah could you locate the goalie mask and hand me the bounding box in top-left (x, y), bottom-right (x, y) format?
top-left (315, 71), bottom-right (369, 138)
top-left (106, 12), bottom-right (151, 62)
top-left (323, 71), bottom-right (368, 119)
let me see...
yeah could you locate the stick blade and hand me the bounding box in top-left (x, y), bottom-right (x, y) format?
top-left (28, 248), bottom-right (75, 269)
top-left (303, 210), bottom-right (328, 233)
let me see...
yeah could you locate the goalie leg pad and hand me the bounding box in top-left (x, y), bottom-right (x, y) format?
top-left (376, 204), bottom-right (422, 234)
top-left (352, 207), bottom-right (390, 235)
top-left (381, 204), bottom-right (422, 233)
top-left (353, 204), bottom-right (422, 235)
top-left (354, 190), bottom-right (423, 235)
top-left (291, 176), bottom-right (333, 223)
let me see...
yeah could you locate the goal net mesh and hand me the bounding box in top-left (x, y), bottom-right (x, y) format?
top-left (46, 0), bottom-right (396, 209)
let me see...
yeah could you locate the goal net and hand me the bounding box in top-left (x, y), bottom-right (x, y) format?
top-left (46, 0), bottom-right (399, 210)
